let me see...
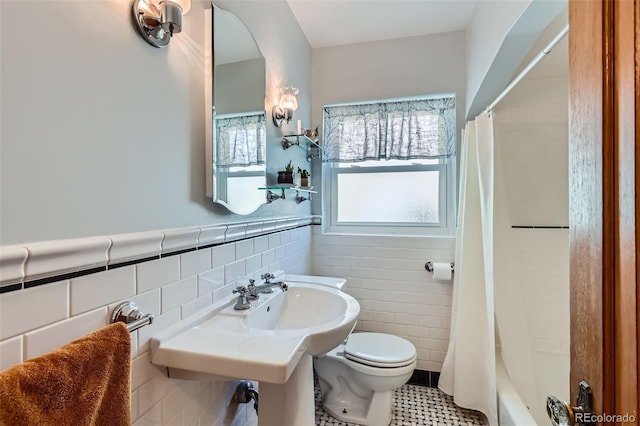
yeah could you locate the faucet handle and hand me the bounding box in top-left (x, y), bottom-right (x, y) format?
top-left (260, 273), bottom-right (275, 283)
top-left (246, 279), bottom-right (260, 300)
top-left (232, 286), bottom-right (252, 311)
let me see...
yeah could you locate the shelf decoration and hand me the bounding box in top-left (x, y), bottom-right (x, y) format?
top-left (298, 167), bottom-right (310, 187)
top-left (277, 160), bottom-right (295, 184)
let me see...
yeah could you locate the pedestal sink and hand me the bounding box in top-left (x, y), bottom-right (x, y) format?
top-left (149, 274), bottom-right (360, 425)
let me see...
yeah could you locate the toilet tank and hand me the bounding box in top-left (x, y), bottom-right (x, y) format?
top-left (284, 274), bottom-right (348, 291)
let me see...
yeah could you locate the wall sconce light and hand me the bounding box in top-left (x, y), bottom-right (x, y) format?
top-left (133, 0), bottom-right (191, 48)
top-left (273, 86), bottom-right (299, 127)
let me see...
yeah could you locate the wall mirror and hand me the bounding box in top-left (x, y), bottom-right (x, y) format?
top-left (211, 5), bottom-right (267, 214)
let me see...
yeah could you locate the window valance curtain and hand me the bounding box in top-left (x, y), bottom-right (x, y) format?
top-left (215, 113), bottom-right (266, 167)
top-left (322, 97), bottom-right (456, 163)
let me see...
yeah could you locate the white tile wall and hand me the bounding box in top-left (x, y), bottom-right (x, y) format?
top-left (0, 245), bottom-right (28, 286)
top-left (0, 281), bottom-right (69, 340)
top-left (161, 228), bottom-right (201, 255)
top-left (494, 70), bottom-right (570, 425)
top-left (0, 225), bottom-right (311, 426)
top-left (137, 257), bottom-right (181, 293)
top-left (24, 237), bottom-right (111, 281)
top-left (70, 266), bottom-right (135, 315)
top-left (511, 229), bottom-right (569, 354)
top-left (235, 240), bottom-right (254, 260)
top-left (24, 306), bottom-right (109, 360)
top-left (198, 225), bottom-right (226, 247)
top-left (108, 231), bottom-right (163, 265)
top-left (310, 227), bottom-right (456, 372)
top-left (495, 75), bottom-right (570, 358)
top-left (495, 77), bottom-right (568, 228)
top-left (212, 244), bottom-right (236, 268)
top-left (0, 336), bottom-right (22, 370)
top-left (161, 277), bottom-right (198, 313)
top-left (180, 249), bottom-right (212, 279)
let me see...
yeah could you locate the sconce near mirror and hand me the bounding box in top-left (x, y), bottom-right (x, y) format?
top-left (273, 86), bottom-right (299, 127)
top-left (133, 0), bottom-right (191, 48)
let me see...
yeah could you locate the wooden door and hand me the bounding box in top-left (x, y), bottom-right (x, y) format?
top-left (569, 0), bottom-right (638, 423)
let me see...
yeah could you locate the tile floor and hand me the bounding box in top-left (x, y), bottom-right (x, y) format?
top-left (314, 383), bottom-right (488, 426)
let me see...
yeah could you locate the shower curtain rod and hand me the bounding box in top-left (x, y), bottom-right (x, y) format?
top-left (484, 24), bottom-right (569, 113)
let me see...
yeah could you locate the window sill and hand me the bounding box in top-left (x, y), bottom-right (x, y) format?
top-left (320, 226), bottom-right (456, 240)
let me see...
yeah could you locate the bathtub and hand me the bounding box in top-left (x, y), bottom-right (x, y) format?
top-left (496, 355), bottom-right (538, 425)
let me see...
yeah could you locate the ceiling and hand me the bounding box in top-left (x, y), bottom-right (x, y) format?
top-left (286, 0), bottom-right (478, 48)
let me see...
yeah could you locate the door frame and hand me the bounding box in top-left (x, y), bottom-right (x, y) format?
top-left (569, 0), bottom-right (638, 421)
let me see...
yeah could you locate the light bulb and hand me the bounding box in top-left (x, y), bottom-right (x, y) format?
top-left (280, 94), bottom-right (298, 111)
top-left (148, 0), bottom-right (191, 14)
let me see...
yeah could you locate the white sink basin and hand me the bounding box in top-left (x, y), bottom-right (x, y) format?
top-left (243, 283), bottom-right (358, 355)
top-left (150, 276), bottom-right (360, 384)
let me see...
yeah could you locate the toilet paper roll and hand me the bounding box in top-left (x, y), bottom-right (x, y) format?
top-left (432, 262), bottom-right (452, 281)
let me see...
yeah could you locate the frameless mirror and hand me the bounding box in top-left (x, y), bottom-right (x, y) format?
top-left (211, 5), bottom-right (267, 214)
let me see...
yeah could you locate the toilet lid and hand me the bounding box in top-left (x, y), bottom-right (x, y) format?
top-left (345, 333), bottom-right (416, 368)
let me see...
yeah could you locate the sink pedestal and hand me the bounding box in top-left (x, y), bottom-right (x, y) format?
top-left (259, 354), bottom-right (315, 426)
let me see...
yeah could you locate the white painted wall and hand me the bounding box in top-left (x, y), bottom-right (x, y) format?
top-left (465, 0), bottom-right (531, 115)
top-left (311, 30), bottom-right (466, 137)
top-left (0, 0), bottom-right (312, 245)
top-left (310, 30), bottom-right (467, 214)
top-left (465, 0), bottom-right (567, 118)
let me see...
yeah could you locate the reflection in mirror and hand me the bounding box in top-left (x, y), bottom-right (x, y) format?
top-left (212, 5), bottom-right (266, 214)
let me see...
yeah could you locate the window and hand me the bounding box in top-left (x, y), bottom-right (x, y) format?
top-left (215, 112), bottom-right (266, 168)
top-left (214, 112), bottom-right (266, 213)
top-left (322, 96), bottom-right (456, 236)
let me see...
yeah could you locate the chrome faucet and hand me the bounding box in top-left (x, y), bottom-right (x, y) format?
top-left (247, 275), bottom-right (288, 300)
top-left (233, 277), bottom-right (288, 309)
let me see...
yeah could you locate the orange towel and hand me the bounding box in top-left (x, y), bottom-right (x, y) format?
top-left (0, 322), bottom-right (131, 426)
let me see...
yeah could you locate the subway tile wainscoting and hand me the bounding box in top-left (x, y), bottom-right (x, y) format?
top-left (310, 226), bottom-right (456, 373)
top-left (0, 217), bottom-right (460, 425)
top-left (0, 217), bottom-right (312, 426)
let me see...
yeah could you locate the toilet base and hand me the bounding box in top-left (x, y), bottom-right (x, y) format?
top-left (321, 387), bottom-right (392, 426)
top-left (317, 367), bottom-right (395, 426)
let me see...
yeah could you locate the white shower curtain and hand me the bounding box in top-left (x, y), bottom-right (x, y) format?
top-left (439, 113), bottom-right (498, 426)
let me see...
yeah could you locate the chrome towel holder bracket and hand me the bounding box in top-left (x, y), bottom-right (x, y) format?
top-left (111, 301), bottom-right (154, 333)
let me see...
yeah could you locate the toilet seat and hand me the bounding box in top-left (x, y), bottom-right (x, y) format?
top-left (345, 333), bottom-right (416, 368)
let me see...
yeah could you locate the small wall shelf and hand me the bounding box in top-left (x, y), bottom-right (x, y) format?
top-left (281, 134), bottom-right (323, 162)
top-left (258, 185), bottom-right (317, 204)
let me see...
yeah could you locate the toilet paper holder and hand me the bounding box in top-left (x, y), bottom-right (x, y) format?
top-left (424, 261), bottom-right (455, 272)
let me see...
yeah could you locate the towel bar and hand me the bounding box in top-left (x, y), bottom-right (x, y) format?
top-left (424, 261), bottom-right (455, 273)
top-left (111, 301), bottom-right (154, 332)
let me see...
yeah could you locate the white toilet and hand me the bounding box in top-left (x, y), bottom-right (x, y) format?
top-left (314, 332), bottom-right (417, 426)
top-left (284, 274), bottom-right (417, 426)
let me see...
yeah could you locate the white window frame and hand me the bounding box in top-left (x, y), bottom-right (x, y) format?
top-left (216, 165), bottom-right (266, 201)
top-left (321, 97), bottom-right (457, 237)
top-left (322, 159), bottom-right (455, 236)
